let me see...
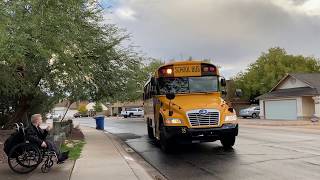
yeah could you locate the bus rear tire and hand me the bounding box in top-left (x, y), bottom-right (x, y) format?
top-left (220, 135), bottom-right (235, 149)
top-left (159, 123), bottom-right (173, 153)
top-left (147, 120), bottom-right (155, 139)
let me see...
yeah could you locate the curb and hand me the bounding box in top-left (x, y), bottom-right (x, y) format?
top-left (103, 130), bottom-right (167, 180)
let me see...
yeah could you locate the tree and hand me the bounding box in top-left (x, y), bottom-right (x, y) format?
top-left (78, 104), bottom-right (88, 116)
top-left (234, 47), bottom-right (320, 99)
top-left (93, 102), bottom-right (103, 113)
top-left (0, 0), bottom-right (140, 128)
top-left (110, 58), bottom-right (164, 102)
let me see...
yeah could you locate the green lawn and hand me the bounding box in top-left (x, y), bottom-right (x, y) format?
top-left (61, 140), bottom-right (85, 160)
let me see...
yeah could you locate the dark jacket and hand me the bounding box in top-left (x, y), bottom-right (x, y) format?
top-left (25, 124), bottom-right (48, 146)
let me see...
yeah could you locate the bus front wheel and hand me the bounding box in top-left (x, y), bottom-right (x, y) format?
top-left (220, 135), bottom-right (236, 149)
top-left (159, 123), bottom-right (173, 153)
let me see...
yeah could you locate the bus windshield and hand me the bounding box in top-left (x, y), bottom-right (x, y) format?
top-left (158, 76), bottom-right (218, 94)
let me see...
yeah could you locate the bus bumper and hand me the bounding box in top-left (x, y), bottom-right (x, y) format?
top-left (163, 124), bottom-right (238, 144)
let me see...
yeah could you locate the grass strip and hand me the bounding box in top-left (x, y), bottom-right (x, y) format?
top-left (61, 140), bottom-right (85, 160)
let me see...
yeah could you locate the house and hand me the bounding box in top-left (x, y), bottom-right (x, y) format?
top-left (54, 100), bottom-right (79, 110)
top-left (257, 73), bottom-right (320, 120)
top-left (86, 102), bottom-right (108, 112)
top-left (52, 100), bottom-right (81, 118)
top-left (109, 100), bottom-right (143, 116)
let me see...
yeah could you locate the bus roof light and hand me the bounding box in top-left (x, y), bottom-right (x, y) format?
top-left (209, 67), bottom-right (215, 72)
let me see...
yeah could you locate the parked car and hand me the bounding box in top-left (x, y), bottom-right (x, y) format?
top-left (121, 108), bottom-right (144, 118)
top-left (239, 106), bottom-right (260, 118)
top-left (52, 114), bottom-right (61, 120)
top-left (81, 113), bottom-right (89, 117)
top-left (73, 112), bottom-right (81, 118)
top-left (74, 112), bottom-right (89, 118)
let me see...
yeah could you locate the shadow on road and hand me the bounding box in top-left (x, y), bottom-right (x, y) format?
top-left (133, 140), bottom-right (240, 180)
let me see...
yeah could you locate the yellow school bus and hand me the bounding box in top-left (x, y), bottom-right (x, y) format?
top-left (143, 60), bottom-right (239, 152)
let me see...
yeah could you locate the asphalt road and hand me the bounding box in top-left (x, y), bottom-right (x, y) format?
top-left (74, 117), bottom-right (320, 180)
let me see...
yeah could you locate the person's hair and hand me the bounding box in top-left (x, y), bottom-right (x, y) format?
top-left (31, 114), bottom-right (42, 124)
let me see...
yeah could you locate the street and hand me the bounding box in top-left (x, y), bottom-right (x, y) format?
top-left (74, 117), bottom-right (320, 180)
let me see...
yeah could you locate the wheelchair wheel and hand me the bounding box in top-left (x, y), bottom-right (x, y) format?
top-left (41, 159), bottom-right (53, 173)
top-left (8, 143), bottom-right (42, 174)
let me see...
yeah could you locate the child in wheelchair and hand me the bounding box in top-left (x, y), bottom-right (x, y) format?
top-left (26, 114), bottom-right (69, 164)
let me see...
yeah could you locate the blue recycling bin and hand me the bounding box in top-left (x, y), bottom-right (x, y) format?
top-left (95, 115), bottom-right (105, 130)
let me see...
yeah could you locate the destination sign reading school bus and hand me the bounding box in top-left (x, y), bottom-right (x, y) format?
top-left (174, 64), bottom-right (201, 77)
top-left (158, 63), bottom-right (217, 77)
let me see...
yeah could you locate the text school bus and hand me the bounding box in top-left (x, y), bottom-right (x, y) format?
top-left (143, 60), bottom-right (240, 152)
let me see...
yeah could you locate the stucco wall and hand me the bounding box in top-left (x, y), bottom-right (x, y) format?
top-left (301, 96), bottom-right (315, 117)
top-left (259, 100), bottom-right (264, 119)
top-left (277, 77), bottom-right (308, 89)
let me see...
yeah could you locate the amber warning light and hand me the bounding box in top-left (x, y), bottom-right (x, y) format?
top-left (159, 66), bottom-right (174, 76)
top-left (166, 68), bottom-right (173, 74)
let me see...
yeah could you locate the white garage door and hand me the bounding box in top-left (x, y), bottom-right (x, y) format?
top-left (265, 99), bottom-right (297, 120)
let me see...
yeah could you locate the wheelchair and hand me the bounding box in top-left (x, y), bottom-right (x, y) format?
top-left (7, 123), bottom-right (58, 174)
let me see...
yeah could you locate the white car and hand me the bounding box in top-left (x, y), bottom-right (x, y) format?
top-left (52, 114), bottom-right (61, 120)
top-left (121, 108), bottom-right (144, 118)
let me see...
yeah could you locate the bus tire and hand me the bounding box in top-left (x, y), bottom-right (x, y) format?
top-left (124, 115), bottom-right (127, 118)
top-left (147, 120), bottom-right (155, 139)
top-left (159, 123), bottom-right (173, 153)
top-left (220, 135), bottom-right (235, 149)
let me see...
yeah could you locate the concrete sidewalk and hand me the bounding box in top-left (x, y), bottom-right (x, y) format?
top-left (70, 127), bottom-right (153, 180)
top-left (239, 118), bottom-right (320, 127)
top-left (0, 159), bottom-right (74, 180)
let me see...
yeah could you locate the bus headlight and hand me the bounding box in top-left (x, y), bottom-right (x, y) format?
top-left (225, 115), bottom-right (237, 122)
top-left (165, 118), bottom-right (182, 124)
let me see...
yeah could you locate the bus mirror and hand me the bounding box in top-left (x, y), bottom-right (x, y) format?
top-left (235, 89), bottom-right (243, 97)
top-left (151, 77), bottom-right (156, 86)
top-left (220, 78), bottom-right (226, 87)
top-left (166, 93), bottom-right (175, 100)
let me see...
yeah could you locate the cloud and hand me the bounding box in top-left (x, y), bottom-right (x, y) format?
top-left (103, 0), bottom-right (320, 78)
top-left (114, 7), bottom-right (137, 20)
top-left (271, 0), bottom-right (320, 16)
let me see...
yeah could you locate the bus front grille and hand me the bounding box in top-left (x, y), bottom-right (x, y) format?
top-left (187, 111), bottom-right (220, 126)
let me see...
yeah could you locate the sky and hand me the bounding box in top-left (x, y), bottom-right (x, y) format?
top-left (100, 0), bottom-right (320, 78)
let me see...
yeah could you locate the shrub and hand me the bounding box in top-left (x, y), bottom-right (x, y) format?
top-left (78, 104), bottom-right (88, 115)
